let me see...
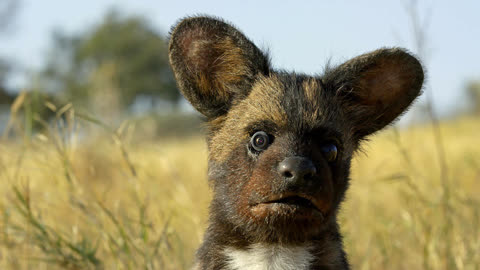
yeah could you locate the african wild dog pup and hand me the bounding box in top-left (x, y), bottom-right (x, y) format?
top-left (168, 16), bottom-right (423, 270)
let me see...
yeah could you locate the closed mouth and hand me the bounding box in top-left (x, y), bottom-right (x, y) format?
top-left (255, 193), bottom-right (323, 214)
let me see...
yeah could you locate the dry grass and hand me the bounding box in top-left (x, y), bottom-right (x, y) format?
top-left (0, 102), bottom-right (479, 269)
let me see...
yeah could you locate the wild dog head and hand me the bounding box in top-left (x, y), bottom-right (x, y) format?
top-left (168, 16), bottom-right (423, 244)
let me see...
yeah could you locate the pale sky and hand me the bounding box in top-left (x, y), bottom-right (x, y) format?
top-left (2, 0), bottom-right (480, 117)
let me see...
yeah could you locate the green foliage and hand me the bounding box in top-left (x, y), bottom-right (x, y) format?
top-left (0, 0), bottom-right (19, 104)
top-left (466, 80), bottom-right (480, 114)
top-left (0, 59), bottom-right (14, 104)
top-left (40, 10), bottom-right (178, 112)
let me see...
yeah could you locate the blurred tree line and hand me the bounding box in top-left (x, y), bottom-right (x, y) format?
top-left (39, 10), bottom-right (178, 115)
top-left (0, 0), bottom-right (19, 106)
top-left (1, 7), bottom-right (181, 133)
top-left (466, 81), bottom-right (480, 115)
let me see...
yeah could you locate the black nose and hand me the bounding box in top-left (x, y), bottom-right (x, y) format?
top-left (278, 157), bottom-right (317, 183)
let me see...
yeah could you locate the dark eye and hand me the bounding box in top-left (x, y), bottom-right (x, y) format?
top-left (250, 131), bottom-right (270, 152)
top-left (321, 143), bottom-right (338, 162)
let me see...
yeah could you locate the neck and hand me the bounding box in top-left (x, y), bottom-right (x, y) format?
top-left (194, 214), bottom-right (350, 270)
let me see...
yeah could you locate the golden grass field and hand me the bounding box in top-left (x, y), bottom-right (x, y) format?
top-left (0, 109), bottom-right (479, 269)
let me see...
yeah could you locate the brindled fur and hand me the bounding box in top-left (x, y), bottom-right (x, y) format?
top-left (168, 16), bottom-right (424, 270)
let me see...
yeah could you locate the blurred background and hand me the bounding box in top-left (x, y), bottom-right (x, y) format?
top-left (0, 0), bottom-right (479, 269)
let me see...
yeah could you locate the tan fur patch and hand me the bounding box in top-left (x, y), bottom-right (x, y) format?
top-left (302, 78), bottom-right (322, 125)
top-left (211, 37), bottom-right (250, 89)
top-left (302, 78), bottom-right (319, 106)
top-left (192, 37), bottom-right (250, 102)
top-left (243, 75), bottom-right (288, 126)
top-left (209, 75), bottom-right (287, 162)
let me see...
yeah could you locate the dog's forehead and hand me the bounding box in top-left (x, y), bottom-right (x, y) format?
top-left (233, 73), bottom-right (333, 131)
top-left (209, 73), bottom-right (350, 163)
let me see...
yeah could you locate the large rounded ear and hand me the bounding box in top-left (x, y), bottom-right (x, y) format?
top-left (168, 16), bottom-right (270, 118)
top-left (323, 48), bottom-right (424, 138)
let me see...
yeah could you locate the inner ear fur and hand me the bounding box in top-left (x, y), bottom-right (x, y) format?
top-left (324, 48), bottom-right (424, 138)
top-left (169, 16), bottom-right (270, 118)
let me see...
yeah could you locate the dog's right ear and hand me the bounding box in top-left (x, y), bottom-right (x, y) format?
top-left (169, 16), bottom-right (270, 118)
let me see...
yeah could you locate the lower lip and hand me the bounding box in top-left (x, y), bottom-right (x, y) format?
top-left (251, 202), bottom-right (324, 220)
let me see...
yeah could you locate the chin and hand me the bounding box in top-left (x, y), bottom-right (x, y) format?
top-left (238, 202), bottom-right (331, 244)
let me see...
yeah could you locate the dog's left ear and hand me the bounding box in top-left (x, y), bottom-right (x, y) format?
top-left (324, 48), bottom-right (424, 138)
